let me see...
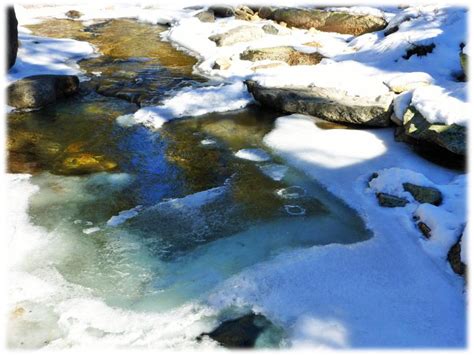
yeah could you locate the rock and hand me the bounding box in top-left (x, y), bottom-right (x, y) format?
top-left (403, 43), bottom-right (435, 60)
top-left (241, 46), bottom-right (324, 66)
top-left (7, 75), bottom-right (79, 109)
top-left (209, 5), bottom-right (235, 18)
top-left (212, 58), bottom-right (232, 70)
top-left (198, 313), bottom-right (273, 348)
top-left (246, 80), bottom-right (394, 127)
top-left (195, 10), bottom-right (215, 23)
top-left (209, 26), bottom-right (265, 46)
top-left (402, 183), bottom-right (442, 205)
top-left (65, 10), bottom-right (82, 19)
top-left (258, 6), bottom-right (274, 19)
top-left (460, 52), bottom-right (468, 78)
top-left (448, 238), bottom-right (466, 276)
top-left (235, 6), bottom-right (254, 21)
top-left (7, 6), bottom-right (18, 70)
top-left (262, 24), bottom-right (279, 35)
top-left (417, 221), bottom-right (431, 238)
top-left (376, 192), bottom-right (408, 207)
top-left (58, 153), bottom-right (117, 175)
top-left (264, 8), bottom-right (387, 36)
top-left (402, 106), bottom-right (466, 156)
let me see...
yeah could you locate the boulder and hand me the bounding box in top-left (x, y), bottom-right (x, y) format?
top-left (7, 75), bottom-right (80, 109)
top-left (376, 192), bottom-right (408, 207)
top-left (195, 10), bottom-right (215, 23)
top-left (209, 5), bottom-right (235, 18)
top-left (65, 10), bottom-right (82, 19)
top-left (246, 80), bottom-right (394, 127)
top-left (197, 313), bottom-right (273, 348)
top-left (235, 6), bottom-right (255, 21)
top-left (240, 46), bottom-right (324, 66)
top-left (402, 106), bottom-right (466, 156)
top-left (258, 6), bottom-right (274, 19)
top-left (262, 8), bottom-right (387, 36)
top-left (212, 58), bottom-right (232, 70)
top-left (448, 237), bottom-right (466, 276)
top-left (402, 183), bottom-right (442, 205)
top-left (7, 6), bottom-right (18, 70)
top-left (209, 26), bottom-right (265, 46)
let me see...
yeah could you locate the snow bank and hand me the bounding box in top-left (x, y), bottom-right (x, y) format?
top-left (117, 82), bottom-right (253, 129)
top-left (411, 84), bottom-right (469, 126)
top-left (7, 33), bottom-right (95, 84)
top-left (203, 114), bottom-right (466, 347)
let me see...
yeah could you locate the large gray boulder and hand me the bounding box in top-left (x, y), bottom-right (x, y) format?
top-left (8, 75), bottom-right (80, 109)
top-left (259, 7), bottom-right (387, 36)
top-left (246, 80), bottom-right (394, 127)
top-left (402, 106), bottom-right (466, 156)
top-left (209, 5), bottom-right (235, 18)
top-left (240, 46), bottom-right (324, 66)
top-left (209, 26), bottom-right (265, 46)
top-left (7, 6), bottom-right (18, 70)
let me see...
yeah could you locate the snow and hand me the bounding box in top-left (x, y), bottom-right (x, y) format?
top-left (203, 114), bottom-right (466, 347)
top-left (383, 72), bottom-right (433, 92)
top-left (393, 90), bottom-right (414, 122)
top-left (411, 84), bottom-right (469, 126)
top-left (107, 205), bottom-right (144, 227)
top-left (7, 33), bottom-right (95, 84)
top-left (258, 163), bottom-right (288, 181)
top-left (117, 82), bottom-right (253, 129)
top-left (235, 148), bottom-right (271, 162)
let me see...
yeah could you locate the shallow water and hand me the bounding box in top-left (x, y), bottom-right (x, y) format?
top-left (8, 18), bottom-right (371, 349)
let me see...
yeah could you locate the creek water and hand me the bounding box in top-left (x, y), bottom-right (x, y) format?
top-left (8, 18), bottom-right (371, 348)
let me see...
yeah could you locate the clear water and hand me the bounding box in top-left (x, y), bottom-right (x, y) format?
top-left (8, 18), bottom-right (371, 349)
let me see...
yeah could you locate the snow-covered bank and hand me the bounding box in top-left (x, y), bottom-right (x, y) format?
top-left (7, 32), bottom-right (94, 84)
top-left (206, 114), bottom-right (466, 347)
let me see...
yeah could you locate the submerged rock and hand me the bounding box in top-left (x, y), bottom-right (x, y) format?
top-left (240, 46), bottom-right (324, 66)
top-left (246, 80), bottom-right (393, 127)
top-left (260, 8), bottom-right (387, 36)
top-left (402, 106), bottom-right (466, 156)
top-left (7, 6), bottom-right (18, 70)
top-left (8, 75), bottom-right (79, 109)
top-left (58, 153), bottom-right (118, 175)
top-left (402, 183), bottom-right (442, 205)
top-left (198, 313), bottom-right (274, 348)
top-left (376, 192), bottom-right (408, 207)
top-left (209, 26), bottom-right (265, 46)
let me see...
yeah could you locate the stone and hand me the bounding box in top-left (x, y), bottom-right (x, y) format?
top-left (460, 52), bottom-right (468, 77)
top-left (246, 80), bottom-right (394, 127)
top-left (8, 75), bottom-right (79, 109)
top-left (235, 6), bottom-right (254, 21)
top-left (403, 43), bottom-right (436, 60)
top-left (264, 8), bottom-right (387, 36)
top-left (402, 183), bottom-right (442, 205)
top-left (241, 46), bottom-right (324, 66)
top-left (448, 238), bottom-right (466, 276)
top-left (197, 313), bottom-right (273, 348)
top-left (258, 6), bottom-right (274, 19)
top-left (195, 10), bottom-right (215, 23)
top-left (65, 10), bottom-right (82, 19)
top-left (417, 221), bottom-right (431, 238)
top-left (209, 5), bottom-right (235, 18)
top-left (209, 26), bottom-right (265, 46)
top-left (402, 106), bottom-right (466, 156)
top-left (376, 192), bottom-right (408, 207)
top-left (262, 24), bottom-right (279, 35)
top-left (7, 6), bottom-right (18, 70)
top-left (212, 58), bottom-right (232, 70)
top-left (58, 153), bottom-right (117, 175)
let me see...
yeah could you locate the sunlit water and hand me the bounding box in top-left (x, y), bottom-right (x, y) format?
top-left (8, 18), bottom-right (371, 349)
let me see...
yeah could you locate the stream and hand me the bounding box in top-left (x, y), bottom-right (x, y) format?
top-left (8, 18), bottom-right (371, 348)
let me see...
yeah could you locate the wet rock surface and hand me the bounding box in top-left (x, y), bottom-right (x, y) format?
top-left (198, 313), bottom-right (277, 348)
top-left (8, 75), bottom-right (79, 109)
top-left (246, 80), bottom-right (394, 127)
